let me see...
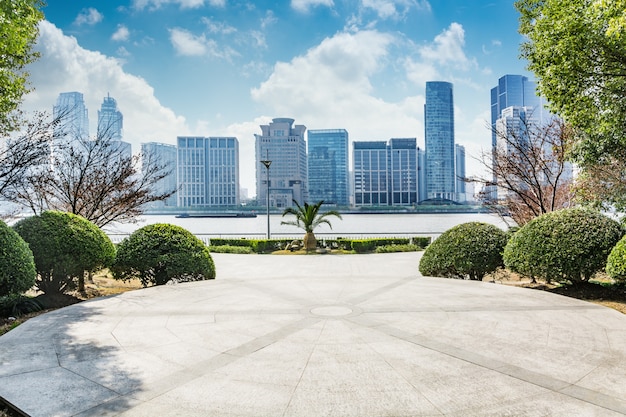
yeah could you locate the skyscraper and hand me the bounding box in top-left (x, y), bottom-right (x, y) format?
top-left (353, 141), bottom-right (388, 206)
top-left (255, 118), bottom-right (307, 208)
top-left (53, 92), bottom-right (89, 141)
top-left (455, 144), bottom-right (466, 202)
top-left (307, 129), bottom-right (349, 206)
top-left (177, 136), bottom-right (239, 208)
top-left (141, 142), bottom-right (178, 208)
top-left (389, 138), bottom-right (418, 205)
top-left (424, 81), bottom-right (456, 201)
top-left (97, 93), bottom-right (131, 158)
top-left (98, 94), bottom-right (123, 141)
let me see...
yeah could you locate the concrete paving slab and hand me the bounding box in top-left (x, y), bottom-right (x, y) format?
top-left (1, 252), bottom-right (626, 416)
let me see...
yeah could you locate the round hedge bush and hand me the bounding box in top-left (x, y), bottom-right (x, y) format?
top-left (504, 208), bottom-right (623, 284)
top-left (112, 223), bottom-right (215, 287)
top-left (419, 222), bottom-right (508, 280)
top-left (13, 211), bottom-right (116, 294)
top-left (606, 235), bottom-right (626, 284)
top-left (0, 220), bottom-right (36, 297)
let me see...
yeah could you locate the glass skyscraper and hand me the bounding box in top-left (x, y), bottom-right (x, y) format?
top-left (177, 136), bottom-right (239, 208)
top-left (455, 144), bottom-right (466, 201)
top-left (353, 141), bottom-right (388, 206)
top-left (53, 92), bottom-right (89, 141)
top-left (424, 81), bottom-right (456, 201)
top-left (389, 138), bottom-right (418, 205)
top-left (307, 129), bottom-right (349, 206)
top-left (255, 118), bottom-right (307, 208)
top-left (98, 94), bottom-right (123, 141)
top-left (142, 142), bottom-right (178, 208)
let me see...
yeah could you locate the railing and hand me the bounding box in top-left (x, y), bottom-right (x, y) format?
top-left (106, 231), bottom-right (443, 245)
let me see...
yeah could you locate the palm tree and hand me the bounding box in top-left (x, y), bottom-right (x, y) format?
top-left (281, 200), bottom-right (342, 252)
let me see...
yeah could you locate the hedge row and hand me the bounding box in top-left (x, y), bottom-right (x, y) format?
top-left (209, 237), bottom-right (431, 253)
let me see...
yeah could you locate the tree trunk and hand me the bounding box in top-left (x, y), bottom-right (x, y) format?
top-left (304, 232), bottom-right (317, 252)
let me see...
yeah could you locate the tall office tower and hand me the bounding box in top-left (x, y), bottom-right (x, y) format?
top-left (417, 148), bottom-right (427, 202)
top-left (353, 141), bottom-right (389, 206)
top-left (307, 129), bottom-right (349, 206)
top-left (424, 81), bottom-right (456, 201)
top-left (98, 94), bottom-right (123, 141)
top-left (141, 142), bottom-right (178, 208)
top-left (53, 92), bottom-right (89, 141)
top-left (97, 93), bottom-right (131, 159)
top-left (389, 138), bottom-right (418, 205)
top-left (455, 144), bottom-right (466, 202)
top-left (177, 136), bottom-right (239, 208)
top-left (490, 75), bottom-right (544, 149)
top-left (255, 118), bottom-right (307, 208)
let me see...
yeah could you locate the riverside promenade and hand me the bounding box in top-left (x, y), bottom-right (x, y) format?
top-left (1, 252), bottom-right (626, 416)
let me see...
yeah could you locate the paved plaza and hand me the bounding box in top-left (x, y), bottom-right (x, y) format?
top-left (1, 252), bottom-right (626, 416)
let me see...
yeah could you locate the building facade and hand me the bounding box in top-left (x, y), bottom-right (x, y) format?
top-left (141, 142), bottom-right (178, 208)
top-left (255, 118), bottom-right (307, 208)
top-left (455, 144), bottom-right (466, 202)
top-left (97, 93), bottom-right (131, 159)
top-left (177, 136), bottom-right (239, 208)
top-left (389, 138), bottom-right (418, 205)
top-left (353, 141), bottom-right (388, 206)
top-left (424, 81), bottom-right (456, 201)
top-left (53, 92), bottom-right (89, 141)
top-left (307, 129), bottom-right (349, 206)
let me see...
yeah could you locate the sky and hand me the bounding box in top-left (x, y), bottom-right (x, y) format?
top-left (22, 0), bottom-right (534, 198)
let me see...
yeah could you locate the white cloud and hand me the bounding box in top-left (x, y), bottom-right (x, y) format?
top-left (291, 0), bottom-right (334, 13)
top-left (74, 8), bottom-right (103, 26)
top-left (201, 17), bottom-right (236, 34)
top-left (169, 28), bottom-right (208, 56)
top-left (111, 25), bottom-right (130, 42)
top-left (261, 10), bottom-right (278, 29)
top-left (131, 0), bottom-right (221, 10)
top-left (361, 0), bottom-right (431, 20)
top-left (419, 22), bottom-right (470, 67)
top-left (23, 21), bottom-right (189, 153)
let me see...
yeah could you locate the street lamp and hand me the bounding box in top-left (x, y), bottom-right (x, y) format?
top-left (260, 157), bottom-right (272, 239)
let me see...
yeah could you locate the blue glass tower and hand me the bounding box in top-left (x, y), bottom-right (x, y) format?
top-left (424, 81), bottom-right (456, 201)
top-left (307, 129), bottom-right (349, 206)
top-left (389, 138), bottom-right (418, 205)
top-left (353, 141), bottom-right (388, 206)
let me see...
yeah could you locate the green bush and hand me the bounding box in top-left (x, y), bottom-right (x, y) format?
top-left (504, 208), bottom-right (623, 284)
top-left (419, 222), bottom-right (507, 280)
top-left (0, 220), bottom-right (36, 297)
top-left (374, 244), bottom-right (421, 253)
top-left (113, 223), bottom-right (215, 286)
top-left (605, 235), bottom-right (626, 283)
top-left (209, 238), bottom-right (291, 253)
top-left (209, 245), bottom-right (254, 254)
top-left (0, 294), bottom-right (44, 317)
top-left (13, 211), bottom-right (115, 294)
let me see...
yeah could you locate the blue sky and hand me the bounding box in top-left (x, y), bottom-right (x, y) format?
top-left (23, 0), bottom-right (532, 196)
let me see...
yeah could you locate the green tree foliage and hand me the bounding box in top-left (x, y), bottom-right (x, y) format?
top-left (606, 234), bottom-right (626, 284)
top-left (0, 220), bottom-right (36, 297)
top-left (419, 222), bottom-right (508, 280)
top-left (0, 0), bottom-right (45, 133)
top-left (281, 200), bottom-right (342, 251)
top-left (517, 0), bottom-right (626, 163)
top-left (13, 211), bottom-right (115, 294)
top-left (504, 208), bottom-right (623, 284)
top-left (112, 224), bottom-right (215, 287)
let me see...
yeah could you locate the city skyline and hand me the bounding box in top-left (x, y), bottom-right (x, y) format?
top-left (21, 1), bottom-right (534, 197)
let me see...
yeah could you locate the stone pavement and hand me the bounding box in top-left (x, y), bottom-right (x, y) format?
top-left (1, 252), bottom-right (626, 417)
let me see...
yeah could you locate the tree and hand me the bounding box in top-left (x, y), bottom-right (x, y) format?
top-left (112, 223), bottom-right (215, 287)
top-left (516, 0), bottom-right (626, 166)
top-left (0, 111), bottom-right (57, 213)
top-left (0, 0), bottom-right (44, 134)
top-left (470, 115), bottom-right (575, 226)
top-left (10, 121), bottom-right (175, 227)
top-left (281, 200), bottom-right (342, 251)
top-left (13, 211), bottom-right (116, 295)
top-left (0, 219), bottom-right (36, 297)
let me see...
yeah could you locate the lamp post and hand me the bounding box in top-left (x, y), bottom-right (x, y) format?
top-left (260, 158), bottom-right (272, 239)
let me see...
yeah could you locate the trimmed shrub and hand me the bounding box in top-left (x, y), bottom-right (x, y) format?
top-left (375, 244), bottom-right (421, 253)
top-left (0, 220), bottom-right (36, 297)
top-left (606, 235), bottom-right (626, 284)
top-left (209, 245), bottom-right (254, 254)
top-left (209, 238), bottom-right (291, 253)
top-left (504, 208), bottom-right (623, 284)
top-left (113, 223), bottom-right (215, 286)
top-left (13, 211), bottom-right (115, 294)
top-left (419, 222), bottom-right (507, 280)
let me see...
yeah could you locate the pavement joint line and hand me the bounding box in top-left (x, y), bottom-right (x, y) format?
top-left (348, 315), bottom-right (626, 415)
top-left (358, 304), bottom-right (606, 314)
top-left (347, 275), bottom-right (417, 305)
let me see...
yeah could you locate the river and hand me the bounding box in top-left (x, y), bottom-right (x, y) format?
top-left (103, 213), bottom-right (514, 243)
